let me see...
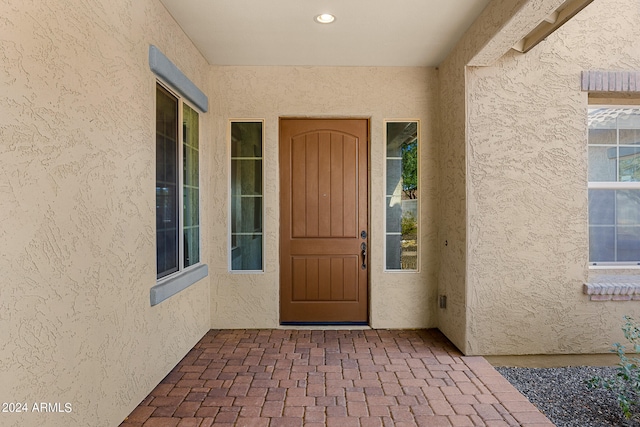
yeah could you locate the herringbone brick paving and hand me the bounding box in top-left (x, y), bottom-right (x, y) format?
top-left (120, 329), bottom-right (554, 426)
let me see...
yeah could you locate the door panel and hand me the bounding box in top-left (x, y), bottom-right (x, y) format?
top-left (280, 119), bottom-right (368, 323)
top-left (291, 256), bottom-right (358, 301)
top-left (290, 131), bottom-right (358, 238)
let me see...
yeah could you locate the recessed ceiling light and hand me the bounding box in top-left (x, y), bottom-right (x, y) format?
top-left (314, 13), bottom-right (336, 24)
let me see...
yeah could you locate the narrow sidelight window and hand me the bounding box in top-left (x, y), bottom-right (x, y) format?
top-left (183, 104), bottom-right (200, 268)
top-left (230, 121), bottom-right (264, 271)
top-left (588, 106), bottom-right (640, 265)
top-left (156, 83), bottom-right (200, 279)
top-left (385, 121), bottom-right (419, 271)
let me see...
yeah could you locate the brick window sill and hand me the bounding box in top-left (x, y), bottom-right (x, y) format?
top-left (584, 282), bottom-right (640, 301)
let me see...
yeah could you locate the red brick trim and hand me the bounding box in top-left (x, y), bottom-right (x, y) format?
top-left (581, 71), bottom-right (640, 92)
top-left (583, 282), bottom-right (640, 301)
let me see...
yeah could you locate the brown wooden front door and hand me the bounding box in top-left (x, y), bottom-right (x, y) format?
top-left (280, 118), bottom-right (369, 323)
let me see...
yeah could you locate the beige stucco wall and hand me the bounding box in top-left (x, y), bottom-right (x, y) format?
top-left (435, 0), bottom-right (569, 354)
top-left (1, 1), bottom-right (211, 426)
top-left (208, 66), bottom-right (440, 329)
top-left (437, 58), bottom-right (468, 350)
top-left (464, 0), bottom-right (640, 355)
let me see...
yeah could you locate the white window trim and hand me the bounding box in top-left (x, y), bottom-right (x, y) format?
top-left (228, 119), bottom-right (265, 273)
top-left (588, 104), bottom-right (640, 268)
top-left (383, 119), bottom-right (421, 273)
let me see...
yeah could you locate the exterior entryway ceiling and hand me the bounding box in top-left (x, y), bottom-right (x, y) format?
top-left (158, 0), bottom-right (491, 67)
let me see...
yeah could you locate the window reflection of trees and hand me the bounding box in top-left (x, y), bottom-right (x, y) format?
top-left (386, 121), bottom-right (419, 270)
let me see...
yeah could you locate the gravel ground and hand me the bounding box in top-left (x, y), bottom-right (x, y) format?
top-left (496, 366), bottom-right (640, 427)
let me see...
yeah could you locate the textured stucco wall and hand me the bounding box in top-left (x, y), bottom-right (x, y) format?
top-left (466, 0), bottom-right (565, 67)
top-left (0, 1), bottom-right (211, 426)
top-left (465, 0), bottom-right (640, 355)
top-left (436, 59), bottom-right (468, 350)
top-left (208, 66), bottom-right (440, 329)
top-left (435, 0), bottom-right (567, 354)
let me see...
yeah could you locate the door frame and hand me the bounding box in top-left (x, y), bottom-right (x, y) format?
top-left (278, 117), bottom-right (372, 325)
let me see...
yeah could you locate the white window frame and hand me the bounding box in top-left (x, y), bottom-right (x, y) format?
top-left (383, 119), bottom-right (421, 272)
top-left (228, 119), bottom-right (265, 273)
top-left (588, 104), bottom-right (640, 268)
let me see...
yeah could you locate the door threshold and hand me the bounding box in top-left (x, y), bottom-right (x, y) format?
top-left (279, 321), bottom-right (370, 330)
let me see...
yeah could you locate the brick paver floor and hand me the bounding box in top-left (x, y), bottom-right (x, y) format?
top-left (120, 329), bottom-right (554, 426)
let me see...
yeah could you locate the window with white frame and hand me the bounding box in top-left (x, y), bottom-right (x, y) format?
top-left (156, 83), bottom-right (200, 279)
top-left (385, 121), bottom-right (419, 271)
top-left (588, 106), bottom-right (640, 265)
top-left (230, 121), bottom-right (263, 271)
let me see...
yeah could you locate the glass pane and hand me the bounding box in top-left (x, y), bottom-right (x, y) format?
top-left (157, 229), bottom-right (178, 277)
top-left (183, 145), bottom-right (199, 187)
top-left (231, 122), bottom-right (263, 157)
top-left (588, 107), bottom-right (622, 131)
top-left (589, 108), bottom-right (640, 183)
top-left (589, 189), bottom-right (640, 263)
top-left (401, 139), bottom-right (418, 200)
top-left (617, 190), bottom-right (640, 225)
top-left (385, 233), bottom-right (418, 270)
top-left (183, 104), bottom-right (199, 268)
top-left (401, 202), bottom-right (418, 240)
top-left (386, 199), bottom-right (402, 233)
top-left (587, 128), bottom-right (616, 145)
top-left (617, 108), bottom-right (640, 132)
top-left (617, 227), bottom-right (640, 262)
top-left (184, 188), bottom-right (200, 227)
top-left (231, 160), bottom-right (263, 195)
top-left (386, 235), bottom-right (402, 270)
top-left (386, 122), bottom-right (417, 157)
top-left (385, 121), bottom-right (418, 270)
top-left (620, 128), bottom-right (640, 145)
top-left (588, 189), bottom-right (614, 225)
top-left (587, 146), bottom-right (616, 182)
top-left (400, 233), bottom-right (418, 270)
top-left (184, 226), bottom-right (200, 266)
top-left (589, 226), bottom-right (615, 263)
top-left (156, 85), bottom-right (179, 278)
top-left (183, 104), bottom-right (199, 150)
top-left (386, 159), bottom-right (402, 195)
top-left (618, 149), bottom-right (640, 182)
top-left (156, 135), bottom-right (177, 184)
top-left (230, 121), bottom-right (263, 271)
top-left (231, 234), bottom-right (263, 270)
top-left (231, 196), bottom-right (263, 233)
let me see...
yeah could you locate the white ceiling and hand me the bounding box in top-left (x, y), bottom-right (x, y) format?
top-left (158, 0), bottom-right (493, 67)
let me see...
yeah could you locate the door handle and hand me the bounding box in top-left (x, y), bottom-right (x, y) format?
top-left (361, 242), bottom-right (367, 270)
